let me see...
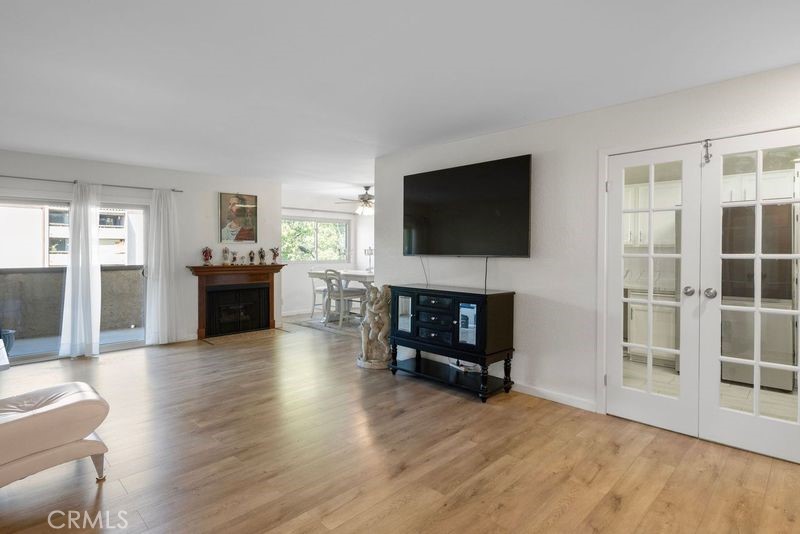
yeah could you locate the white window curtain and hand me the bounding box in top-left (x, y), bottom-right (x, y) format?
top-left (145, 189), bottom-right (179, 345)
top-left (59, 183), bottom-right (102, 357)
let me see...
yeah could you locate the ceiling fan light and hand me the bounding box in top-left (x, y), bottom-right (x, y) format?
top-left (356, 204), bottom-right (374, 216)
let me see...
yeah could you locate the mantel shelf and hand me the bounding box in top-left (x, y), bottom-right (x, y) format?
top-left (187, 264), bottom-right (286, 276)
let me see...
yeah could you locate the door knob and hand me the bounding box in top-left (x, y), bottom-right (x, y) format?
top-left (682, 286), bottom-right (695, 296)
top-left (704, 288), bottom-right (718, 299)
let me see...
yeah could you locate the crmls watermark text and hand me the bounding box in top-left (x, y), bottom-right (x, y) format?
top-left (47, 510), bottom-right (129, 529)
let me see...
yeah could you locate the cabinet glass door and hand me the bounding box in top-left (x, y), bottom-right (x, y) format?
top-left (397, 295), bottom-right (412, 333)
top-left (458, 303), bottom-right (477, 346)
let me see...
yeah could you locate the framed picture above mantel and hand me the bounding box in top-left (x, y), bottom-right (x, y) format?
top-left (219, 192), bottom-right (257, 243)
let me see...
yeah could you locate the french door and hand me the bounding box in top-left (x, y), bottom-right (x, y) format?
top-left (607, 128), bottom-right (800, 463)
top-left (607, 145), bottom-right (702, 436)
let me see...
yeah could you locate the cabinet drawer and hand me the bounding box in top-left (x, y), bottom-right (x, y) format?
top-left (418, 294), bottom-right (452, 309)
top-left (418, 311), bottom-right (452, 326)
top-left (418, 327), bottom-right (452, 345)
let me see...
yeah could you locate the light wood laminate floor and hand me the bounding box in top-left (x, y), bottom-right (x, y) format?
top-left (2, 324), bottom-right (800, 533)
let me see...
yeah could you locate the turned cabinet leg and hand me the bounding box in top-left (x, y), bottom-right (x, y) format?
top-left (504, 354), bottom-right (513, 393)
top-left (479, 364), bottom-right (489, 403)
top-left (390, 342), bottom-right (398, 374)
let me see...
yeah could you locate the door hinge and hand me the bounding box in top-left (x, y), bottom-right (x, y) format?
top-left (604, 374), bottom-right (607, 386)
top-left (605, 181), bottom-right (609, 193)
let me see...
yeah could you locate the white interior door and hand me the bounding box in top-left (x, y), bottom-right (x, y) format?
top-left (699, 129), bottom-right (800, 462)
top-left (606, 145), bottom-right (702, 435)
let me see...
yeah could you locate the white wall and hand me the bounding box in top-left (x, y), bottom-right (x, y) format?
top-left (0, 149), bottom-right (282, 341)
top-left (375, 64), bottom-right (800, 412)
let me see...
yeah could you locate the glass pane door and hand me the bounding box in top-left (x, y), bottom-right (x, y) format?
top-left (700, 131), bottom-right (800, 462)
top-left (0, 202), bottom-right (69, 362)
top-left (607, 144), bottom-right (701, 436)
top-left (458, 302), bottom-right (477, 346)
top-left (100, 207), bottom-right (146, 349)
top-left (396, 295), bottom-right (412, 333)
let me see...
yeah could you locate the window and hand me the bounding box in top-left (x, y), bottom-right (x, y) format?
top-left (281, 217), bottom-right (350, 262)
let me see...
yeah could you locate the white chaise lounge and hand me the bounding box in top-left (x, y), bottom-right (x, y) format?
top-left (0, 382), bottom-right (109, 488)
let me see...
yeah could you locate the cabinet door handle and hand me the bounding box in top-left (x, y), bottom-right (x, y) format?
top-left (431, 316), bottom-right (437, 321)
top-left (452, 320), bottom-right (458, 325)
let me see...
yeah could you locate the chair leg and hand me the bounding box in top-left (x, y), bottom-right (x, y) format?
top-left (338, 298), bottom-right (344, 328)
top-left (91, 453), bottom-right (106, 482)
top-left (323, 296), bottom-right (331, 325)
top-left (310, 289), bottom-right (317, 318)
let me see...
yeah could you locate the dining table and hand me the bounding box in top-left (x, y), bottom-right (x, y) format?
top-left (307, 269), bottom-right (375, 290)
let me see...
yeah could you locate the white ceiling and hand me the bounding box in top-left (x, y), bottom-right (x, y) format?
top-left (1, 1), bottom-right (800, 196)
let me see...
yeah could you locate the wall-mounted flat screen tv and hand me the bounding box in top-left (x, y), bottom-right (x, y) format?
top-left (403, 155), bottom-right (531, 257)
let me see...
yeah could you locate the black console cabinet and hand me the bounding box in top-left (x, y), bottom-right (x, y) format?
top-left (389, 284), bottom-right (515, 402)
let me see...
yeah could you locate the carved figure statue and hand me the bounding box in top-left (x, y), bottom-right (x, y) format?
top-left (231, 250), bottom-right (238, 264)
top-left (258, 247), bottom-right (266, 265)
top-left (357, 284), bottom-right (392, 369)
top-left (222, 246), bottom-right (230, 266)
top-left (248, 250), bottom-right (256, 265)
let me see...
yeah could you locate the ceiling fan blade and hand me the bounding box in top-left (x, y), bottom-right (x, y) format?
top-left (335, 200), bottom-right (358, 204)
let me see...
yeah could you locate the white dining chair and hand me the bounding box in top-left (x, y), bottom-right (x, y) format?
top-left (309, 272), bottom-right (328, 319)
top-left (323, 269), bottom-right (367, 327)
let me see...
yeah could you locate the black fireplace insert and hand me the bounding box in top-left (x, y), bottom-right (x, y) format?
top-left (206, 283), bottom-right (269, 337)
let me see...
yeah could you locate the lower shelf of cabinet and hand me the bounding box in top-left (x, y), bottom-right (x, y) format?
top-left (390, 357), bottom-right (508, 400)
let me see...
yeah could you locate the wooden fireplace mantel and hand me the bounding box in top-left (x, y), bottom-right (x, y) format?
top-left (187, 264), bottom-right (286, 339)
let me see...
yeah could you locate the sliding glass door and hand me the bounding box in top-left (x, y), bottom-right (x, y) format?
top-left (0, 201), bottom-right (147, 362)
top-left (0, 201), bottom-right (70, 361)
top-left (99, 206), bottom-right (147, 349)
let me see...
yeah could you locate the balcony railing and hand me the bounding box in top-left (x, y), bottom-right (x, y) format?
top-left (0, 265), bottom-right (145, 360)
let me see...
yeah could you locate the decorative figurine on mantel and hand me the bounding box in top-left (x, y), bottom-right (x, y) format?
top-left (201, 247), bottom-right (213, 266)
top-left (269, 247), bottom-right (280, 264)
top-left (231, 250), bottom-right (238, 265)
top-left (357, 284), bottom-right (392, 369)
top-left (258, 247), bottom-right (267, 265)
top-left (222, 246), bottom-right (231, 266)
top-left (248, 250), bottom-right (256, 265)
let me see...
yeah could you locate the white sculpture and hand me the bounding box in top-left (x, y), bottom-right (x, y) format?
top-left (357, 284), bottom-right (391, 369)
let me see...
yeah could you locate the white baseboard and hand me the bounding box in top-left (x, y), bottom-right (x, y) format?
top-left (281, 309), bottom-right (308, 318)
top-left (512, 382), bottom-right (597, 413)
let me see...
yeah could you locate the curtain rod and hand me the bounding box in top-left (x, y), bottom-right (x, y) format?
top-left (0, 173), bottom-right (184, 193)
top-left (609, 123), bottom-right (800, 157)
top-left (283, 206), bottom-right (356, 215)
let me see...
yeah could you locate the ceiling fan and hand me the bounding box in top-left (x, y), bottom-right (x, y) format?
top-left (337, 185), bottom-right (375, 215)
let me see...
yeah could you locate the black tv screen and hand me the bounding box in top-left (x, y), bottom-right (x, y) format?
top-left (403, 155), bottom-right (531, 257)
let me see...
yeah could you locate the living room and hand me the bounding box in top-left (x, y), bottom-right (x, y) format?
top-left (3, 2), bottom-right (800, 533)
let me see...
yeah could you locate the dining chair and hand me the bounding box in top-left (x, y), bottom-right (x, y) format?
top-left (309, 272), bottom-right (328, 319)
top-left (323, 269), bottom-right (367, 327)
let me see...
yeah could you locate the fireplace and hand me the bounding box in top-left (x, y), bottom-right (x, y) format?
top-left (187, 264), bottom-right (285, 339)
top-left (206, 284), bottom-right (269, 337)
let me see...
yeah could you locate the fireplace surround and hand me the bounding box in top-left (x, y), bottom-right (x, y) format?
top-left (187, 264), bottom-right (285, 339)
